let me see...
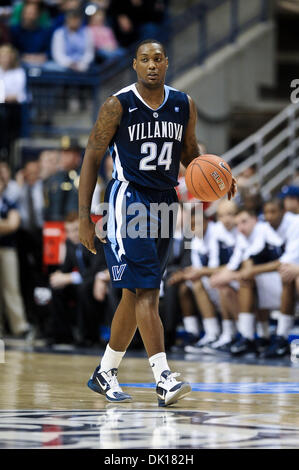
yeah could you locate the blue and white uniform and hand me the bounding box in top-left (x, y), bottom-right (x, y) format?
top-left (227, 221), bottom-right (284, 309)
top-left (208, 221), bottom-right (238, 269)
top-left (103, 83), bottom-right (190, 289)
top-left (275, 212), bottom-right (299, 264)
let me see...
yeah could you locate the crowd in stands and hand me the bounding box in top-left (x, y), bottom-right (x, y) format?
top-left (0, 0), bottom-right (170, 157)
top-left (0, 142), bottom-right (299, 360)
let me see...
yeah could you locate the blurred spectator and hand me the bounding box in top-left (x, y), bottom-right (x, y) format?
top-left (0, 173), bottom-right (30, 338)
top-left (235, 164), bottom-right (261, 206)
top-left (107, 0), bottom-right (168, 48)
top-left (18, 159), bottom-right (44, 232)
top-left (10, 2), bottom-right (53, 67)
top-left (0, 21), bottom-right (11, 45)
top-left (48, 212), bottom-right (115, 346)
top-left (0, 44), bottom-right (26, 159)
top-left (242, 192), bottom-right (264, 218)
top-left (10, 0), bottom-right (52, 28)
top-left (39, 148), bottom-right (61, 181)
top-left (279, 185), bottom-right (299, 214)
top-left (0, 43), bottom-right (26, 103)
top-left (50, 9), bottom-right (94, 72)
top-left (50, 0), bottom-right (84, 30)
top-left (88, 7), bottom-right (125, 65)
top-left (0, 160), bottom-right (22, 204)
top-left (43, 136), bottom-right (81, 221)
top-left (16, 159), bottom-right (45, 328)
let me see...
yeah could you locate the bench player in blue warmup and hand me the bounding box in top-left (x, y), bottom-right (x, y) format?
top-left (79, 39), bottom-right (237, 406)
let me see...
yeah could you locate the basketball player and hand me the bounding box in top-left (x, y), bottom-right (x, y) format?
top-left (79, 39), bottom-right (237, 406)
top-left (168, 210), bottom-right (220, 349)
top-left (186, 200), bottom-right (239, 352)
top-left (210, 206), bottom-right (284, 356)
top-left (171, 200), bottom-right (239, 353)
top-left (239, 199), bottom-right (299, 357)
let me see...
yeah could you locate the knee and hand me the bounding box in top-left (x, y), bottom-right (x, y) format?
top-left (136, 288), bottom-right (159, 308)
top-left (192, 279), bottom-right (204, 292)
top-left (178, 282), bottom-right (190, 296)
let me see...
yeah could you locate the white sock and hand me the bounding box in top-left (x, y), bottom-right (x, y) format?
top-left (256, 321), bottom-right (270, 338)
top-left (238, 312), bottom-right (255, 340)
top-left (221, 319), bottom-right (236, 340)
top-left (276, 313), bottom-right (294, 339)
top-left (203, 317), bottom-right (220, 339)
top-left (149, 352), bottom-right (170, 383)
top-left (100, 344), bottom-right (126, 372)
top-left (183, 316), bottom-right (199, 336)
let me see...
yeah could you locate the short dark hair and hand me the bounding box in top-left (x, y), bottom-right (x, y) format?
top-left (235, 205), bottom-right (257, 217)
top-left (263, 198), bottom-right (284, 211)
top-left (135, 39), bottom-right (167, 58)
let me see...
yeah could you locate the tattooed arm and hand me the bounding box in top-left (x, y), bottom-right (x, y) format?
top-left (79, 96), bottom-right (123, 253)
top-left (181, 95), bottom-right (237, 200)
top-left (180, 96), bottom-right (200, 168)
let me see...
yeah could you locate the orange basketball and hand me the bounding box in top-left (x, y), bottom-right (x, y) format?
top-left (185, 154), bottom-right (232, 201)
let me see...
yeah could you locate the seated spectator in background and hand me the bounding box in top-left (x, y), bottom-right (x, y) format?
top-left (107, 0), bottom-right (168, 48)
top-left (10, 2), bottom-right (52, 67)
top-left (0, 44), bottom-right (26, 103)
top-left (159, 204), bottom-right (190, 350)
top-left (210, 206), bottom-right (285, 357)
top-left (238, 199), bottom-right (299, 358)
top-left (235, 165), bottom-right (261, 207)
top-left (168, 209), bottom-right (221, 350)
top-left (279, 185), bottom-right (299, 214)
top-left (0, 160), bottom-right (21, 204)
top-left (242, 192), bottom-right (264, 219)
top-left (48, 212), bottom-right (115, 346)
top-left (51, 9), bottom-right (94, 72)
top-left (0, 20), bottom-right (11, 45)
top-left (10, 0), bottom-right (52, 28)
top-left (16, 159), bottom-right (45, 328)
top-left (178, 200), bottom-right (240, 354)
top-left (88, 8), bottom-right (125, 65)
top-left (0, 43), bottom-right (26, 159)
top-left (50, 0), bottom-right (84, 31)
top-left (39, 148), bottom-right (61, 181)
top-left (0, 173), bottom-right (30, 338)
top-left (18, 159), bottom-right (44, 232)
top-left (44, 136), bottom-right (81, 221)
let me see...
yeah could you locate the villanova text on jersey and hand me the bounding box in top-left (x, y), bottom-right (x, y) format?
top-left (109, 83), bottom-right (190, 190)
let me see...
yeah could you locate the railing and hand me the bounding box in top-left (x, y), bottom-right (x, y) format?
top-left (220, 102), bottom-right (299, 198)
top-left (26, 0), bottom-right (270, 136)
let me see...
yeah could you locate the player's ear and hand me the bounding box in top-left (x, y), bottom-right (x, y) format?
top-left (165, 57), bottom-right (169, 69)
top-left (133, 58), bottom-right (136, 71)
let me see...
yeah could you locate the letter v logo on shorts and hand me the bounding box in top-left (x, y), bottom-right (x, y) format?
top-left (112, 264), bottom-right (127, 281)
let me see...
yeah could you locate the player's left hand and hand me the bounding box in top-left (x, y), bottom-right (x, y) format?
top-left (227, 177), bottom-right (237, 200)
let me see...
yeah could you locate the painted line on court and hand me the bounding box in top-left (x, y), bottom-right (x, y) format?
top-left (120, 382), bottom-right (299, 394)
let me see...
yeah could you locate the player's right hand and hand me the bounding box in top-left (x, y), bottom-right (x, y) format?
top-left (79, 219), bottom-right (96, 254)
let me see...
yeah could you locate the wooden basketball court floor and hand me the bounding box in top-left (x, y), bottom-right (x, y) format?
top-left (0, 346), bottom-right (299, 449)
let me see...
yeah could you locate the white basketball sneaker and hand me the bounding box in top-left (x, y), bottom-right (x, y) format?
top-left (156, 370), bottom-right (191, 407)
top-left (87, 366), bottom-right (132, 403)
